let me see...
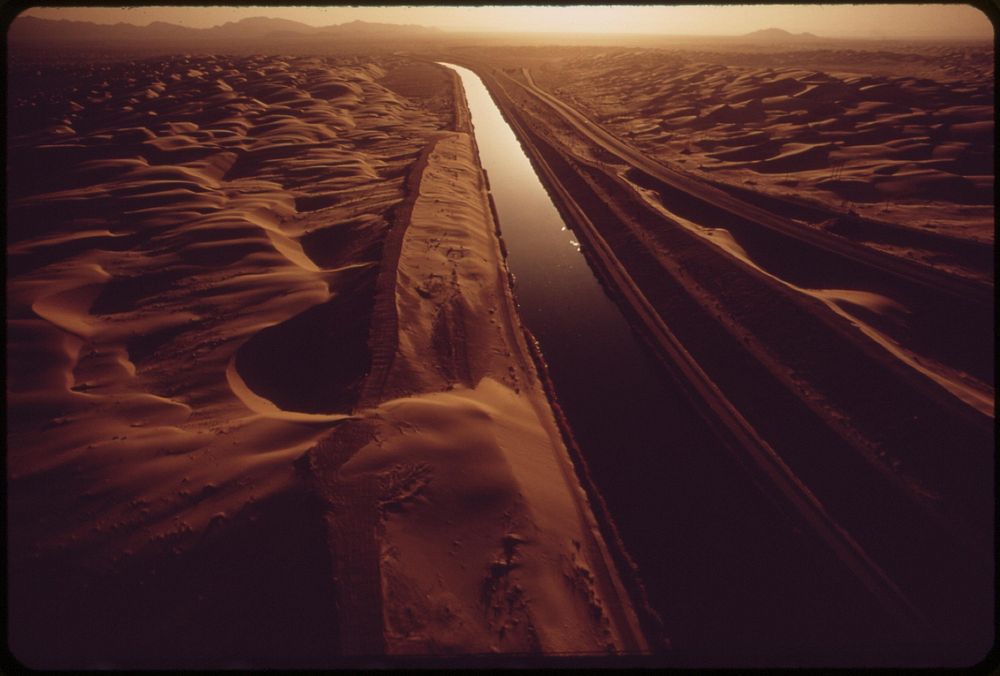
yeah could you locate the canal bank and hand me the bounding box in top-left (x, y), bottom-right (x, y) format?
top-left (437, 62), bottom-right (928, 665)
top-left (308, 70), bottom-right (657, 652)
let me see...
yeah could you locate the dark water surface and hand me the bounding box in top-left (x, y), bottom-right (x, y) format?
top-left (439, 63), bottom-right (906, 665)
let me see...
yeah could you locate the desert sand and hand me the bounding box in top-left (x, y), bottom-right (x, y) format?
top-left (7, 52), bottom-right (645, 666)
top-left (531, 44), bottom-right (994, 263)
top-left (6, 12), bottom-right (995, 668)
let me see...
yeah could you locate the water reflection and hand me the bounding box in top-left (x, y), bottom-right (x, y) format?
top-left (438, 59), bottom-right (708, 632)
top-left (438, 62), bottom-right (898, 657)
top-left (439, 63), bottom-right (635, 354)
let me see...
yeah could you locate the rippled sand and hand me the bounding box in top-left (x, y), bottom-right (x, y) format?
top-left (7, 52), bottom-right (645, 666)
top-left (532, 43), bottom-right (994, 253)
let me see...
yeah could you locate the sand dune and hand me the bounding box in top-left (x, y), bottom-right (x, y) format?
top-left (534, 45), bottom-right (993, 269)
top-left (7, 53), bottom-right (443, 664)
top-left (8, 51), bottom-right (644, 665)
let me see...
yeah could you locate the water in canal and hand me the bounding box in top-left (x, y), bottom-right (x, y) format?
top-left (438, 62), bottom-right (899, 664)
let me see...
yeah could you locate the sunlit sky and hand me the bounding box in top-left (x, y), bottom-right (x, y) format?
top-left (20, 5), bottom-right (994, 39)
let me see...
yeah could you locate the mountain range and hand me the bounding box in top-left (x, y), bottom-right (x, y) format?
top-left (739, 27), bottom-right (820, 41)
top-left (7, 15), bottom-right (443, 43)
top-left (8, 15), bottom-right (834, 49)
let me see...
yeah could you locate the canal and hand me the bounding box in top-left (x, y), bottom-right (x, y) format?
top-left (438, 62), bottom-right (901, 665)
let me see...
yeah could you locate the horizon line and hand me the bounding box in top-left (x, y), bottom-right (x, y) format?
top-left (13, 11), bottom-right (994, 41)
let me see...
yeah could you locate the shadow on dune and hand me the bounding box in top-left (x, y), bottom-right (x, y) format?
top-left (233, 267), bottom-right (375, 414)
top-left (300, 214), bottom-right (387, 269)
top-left (7, 487), bottom-right (342, 669)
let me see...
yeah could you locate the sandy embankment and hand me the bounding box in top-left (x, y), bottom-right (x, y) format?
top-left (7, 53), bottom-right (644, 664)
top-left (307, 80), bottom-right (647, 655)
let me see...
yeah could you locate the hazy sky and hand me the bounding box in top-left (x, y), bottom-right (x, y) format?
top-left (20, 4), bottom-right (994, 39)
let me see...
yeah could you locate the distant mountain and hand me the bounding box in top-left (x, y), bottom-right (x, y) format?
top-left (203, 16), bottom-right (324, 38)
top-left (144, 21), bottom-right (203, 38)
top-left (318, 20), bottom-right (441, 38)
top-left (7, 15), bottom-right (441, 44)
top-left (739, 27), bottom-right (821, 41)
top-left (8, 15), bottom-right (197, 41)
